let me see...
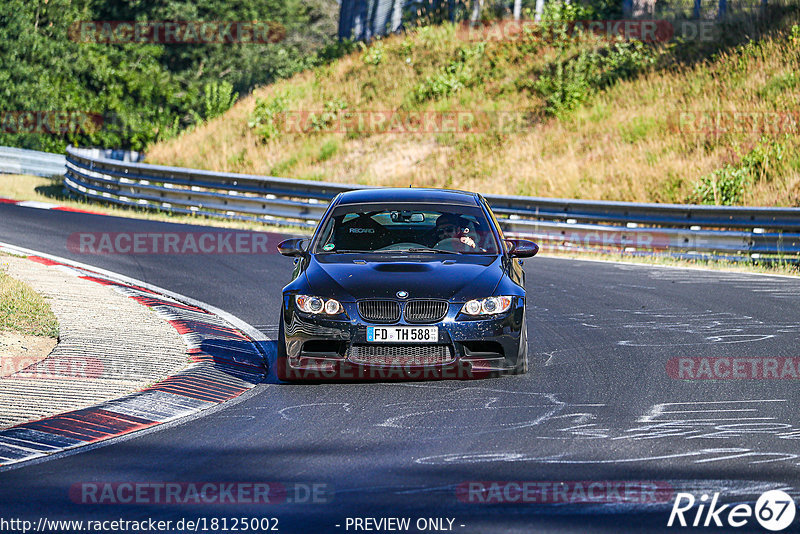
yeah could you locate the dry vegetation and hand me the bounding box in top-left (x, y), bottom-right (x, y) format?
top-left (147, 11), bottom-right (800, 206)
top-left (0, 261), bottom-right (58, 338)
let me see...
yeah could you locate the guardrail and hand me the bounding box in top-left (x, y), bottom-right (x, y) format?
top-left (53, 145), bottom-right (800, 260)
top-left (0, 146), bottom-right (65, 177)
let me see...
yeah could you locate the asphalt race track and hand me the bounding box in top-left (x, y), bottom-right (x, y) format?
top-left (1, 203), bottom-right (799, 533)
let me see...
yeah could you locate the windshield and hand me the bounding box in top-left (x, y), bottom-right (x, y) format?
top-left (312, 203), bottom-right (500, 254)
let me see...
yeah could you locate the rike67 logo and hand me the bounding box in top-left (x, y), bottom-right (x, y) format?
top-left (668, 490), bottom-right (797, 531)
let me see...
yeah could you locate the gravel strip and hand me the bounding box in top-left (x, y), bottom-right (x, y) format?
top-left (0, 256), bottom-right (187, 429)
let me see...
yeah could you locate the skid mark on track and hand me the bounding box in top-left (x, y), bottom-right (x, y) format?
top-left (624, 400), bottom-right (800, 441)
top-left (562, 308), bottom-right (794, 346)
top-left (415, 448), bottom-right (800, 466)
top-left (619, 266), bottom-right (800, 300)
top-left (278, 403), bottom-right (352, 421)
top-left (618, 334), bottom-right (776, 346)
top-left (546, 400), bottom-right (800, 442)
top-left (377, 390), bottom-right (567, 433)
top-left (638, 399), bottom-right (785, 423)
top-left (411, 398), bottom-right (800, 469)
top-left (379, 386), bottom-right (603, 435)
top-left (422, 438), bottom-right (800, 468)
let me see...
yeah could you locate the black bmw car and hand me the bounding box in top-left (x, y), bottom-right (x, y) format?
top-left (275, 188), bottom-right (538, 381)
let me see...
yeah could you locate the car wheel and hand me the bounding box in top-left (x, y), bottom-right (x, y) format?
top-left (275, 309), bottom-right (291, 382)
top-left (511, 313), bottom-right (528, 375)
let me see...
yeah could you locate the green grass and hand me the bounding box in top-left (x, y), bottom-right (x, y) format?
top-left (0, 265), bottom-right (59, 338)
top-left (619, 116), bottom-right (657, 144)
top-left (317, 138), bottom-right (339, 162)
top-left (540, 250), bottom-right (800, 277)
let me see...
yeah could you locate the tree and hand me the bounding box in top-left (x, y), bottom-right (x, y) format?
top-left (633, 0), bottom-right (657, 17)
top-left (535, 0), bottom-right (545, 21)
top-left (470, 0), bottom-right (483, 22)
top-left (0, 0), bottom-right (341, 151)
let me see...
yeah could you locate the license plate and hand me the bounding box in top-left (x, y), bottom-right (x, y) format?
top-left (367, 326), bottom-right (438, 343)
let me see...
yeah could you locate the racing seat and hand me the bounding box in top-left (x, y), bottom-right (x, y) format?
top-left (333, 214), bottom-right (391, 250)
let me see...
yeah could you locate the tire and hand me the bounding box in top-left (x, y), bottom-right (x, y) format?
top-left (275, 309), bottom-right (291, 382)
top-left (511, 313), bottom-right (529, 375)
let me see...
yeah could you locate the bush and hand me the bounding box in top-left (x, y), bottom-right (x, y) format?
top-left (308, 99), bottom-right (349, 133)
top-left (189, 82), bottom-right (239, 126)
top-left (692, 165), bottom-right (752, 206)
top-left (691, 137), bottom-right (787, 205)
top-left (412, 43), bottom-right (486, 102)
top-left (248, 95), bottom-right (288, 142)
top-left (361, 42), bottom-right (385, 66)
top-left (202, 82), bottom-right (239, 122)
top-left (534, 41), bottom-right (657, 117)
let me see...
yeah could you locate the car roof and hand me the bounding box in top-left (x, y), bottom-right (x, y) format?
top-left (335, 188), bottom-right (480, 206)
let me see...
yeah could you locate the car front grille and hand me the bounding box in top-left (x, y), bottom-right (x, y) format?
top-left (357, 300), bottom-right (401, 323)
top-left (348, 344), bottom-right (453, 366)
top-left (404, 300), bottom-right (448, 323)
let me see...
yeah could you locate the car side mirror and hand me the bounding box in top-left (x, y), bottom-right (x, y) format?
top-left (277, 238), bottom-right (308, 257)
top-left (506, 239), bottom-right (539, 258)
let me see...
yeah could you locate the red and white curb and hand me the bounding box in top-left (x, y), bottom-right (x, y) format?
top-left (0, 243), bottom-right (267, 469)
top-left (0, 196), bottom-right (105, 215)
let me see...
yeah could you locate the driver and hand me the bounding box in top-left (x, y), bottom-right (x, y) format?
top-left (432, 213), bottom-right (476, 249)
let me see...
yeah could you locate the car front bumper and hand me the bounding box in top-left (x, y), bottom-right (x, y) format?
top-left (277, 295), bottom-right (525, 381)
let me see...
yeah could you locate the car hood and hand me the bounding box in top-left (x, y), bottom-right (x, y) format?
top-left (305, 255), bottom-right (505, 301)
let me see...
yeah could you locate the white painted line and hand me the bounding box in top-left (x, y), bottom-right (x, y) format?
top-left (16, 200), bottom-right (58, 210)
top-left (104, 391), bottom-right (214, 421)
top-left (53, 265), bottom-right (83, 277)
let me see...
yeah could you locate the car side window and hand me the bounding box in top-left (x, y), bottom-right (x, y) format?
top-left (479, 198), bottom-right (506, 252)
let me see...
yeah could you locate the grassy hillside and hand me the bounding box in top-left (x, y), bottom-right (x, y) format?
top-left (147, 5), bottom-right (800, 206)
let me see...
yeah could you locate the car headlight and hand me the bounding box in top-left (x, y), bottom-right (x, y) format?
top-left (461, 296), bottom-right (513, 316)
top-left (295, 295), bottom-right (343, 315)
